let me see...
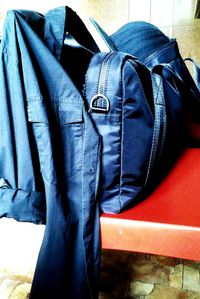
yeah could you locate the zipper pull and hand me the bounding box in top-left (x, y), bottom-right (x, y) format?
top-left (89, 93), bottom-right (110, 113)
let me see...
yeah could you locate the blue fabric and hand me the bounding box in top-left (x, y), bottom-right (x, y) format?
top-left (85, 52), bottom-right (167, 213)
top-left (0, 7), bottom-right (100, 299)
top-left (184, 58), bottom-right (200, 93)
top-left (110, 21), bottom-right (170, 61)
top-left (84, 19), bottom-right (196, 213)
top-left (110, 21), bottom-right (200, 144)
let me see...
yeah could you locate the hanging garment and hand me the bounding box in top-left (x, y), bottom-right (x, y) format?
top-left (0, 7), bottom-right (101, 299)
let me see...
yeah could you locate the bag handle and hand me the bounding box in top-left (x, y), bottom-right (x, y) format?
top-left (64, 6), bottom-right (116, 53)
top-left (184, 58), bottom-right (200, 93)
top-left (144, 73), bottom-right (167, 185)
top-left (153, 63), bottom-right (200, 103)
top-left (86, 18), bottom-right (117, 52)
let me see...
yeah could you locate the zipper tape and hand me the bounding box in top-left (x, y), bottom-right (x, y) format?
top-left (89, 53), bottom-right (115, 113)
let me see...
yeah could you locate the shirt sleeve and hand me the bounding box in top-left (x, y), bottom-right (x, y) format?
top-left (0, 11), bottom-right (46, 224)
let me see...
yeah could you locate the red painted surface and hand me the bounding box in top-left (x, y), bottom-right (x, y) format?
top-left (100, 148), bottom-right (200, 261)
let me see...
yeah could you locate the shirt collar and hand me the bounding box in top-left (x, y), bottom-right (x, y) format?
top-left (44, 6), bottom-right (66, 61)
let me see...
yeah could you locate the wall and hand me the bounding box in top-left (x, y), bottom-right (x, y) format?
top-left (0, 1), bottom-right (200, 298)
top-left (1, 0), bottom-right (200, 63)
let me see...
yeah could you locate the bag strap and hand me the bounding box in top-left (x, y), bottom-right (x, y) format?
top-left (87, 18), bottom-right (117, 52)
top-left (64, 7), bottom-right (116, 53)
top-left (64, 6), bottom-right (99, 53)
top-left (144, 73), bottom-right (167, 185)
top-left (153, 63), bottom-right (200, 103)
top-left (184, 58), bottom-right (200, 93)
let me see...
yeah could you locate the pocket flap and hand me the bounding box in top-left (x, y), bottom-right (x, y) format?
top-left (58, 103), bottom-right (83, 124)
top-left (27, 101), bottom-right (49, 123)
top-left (27, 101), bottom-right (83, 124)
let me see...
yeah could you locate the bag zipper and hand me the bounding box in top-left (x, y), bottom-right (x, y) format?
top-left (89, 52), bottom-right (115, 113)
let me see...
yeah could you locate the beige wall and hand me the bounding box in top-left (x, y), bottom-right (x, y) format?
top-left (0, 0), bottom-right (200, 64)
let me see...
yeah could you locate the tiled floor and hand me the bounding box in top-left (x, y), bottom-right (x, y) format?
top-left (0, 1), bottom-right (200, 298)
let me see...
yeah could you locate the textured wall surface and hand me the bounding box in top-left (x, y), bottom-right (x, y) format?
top-left (1, 0), bottom-right (200, 62)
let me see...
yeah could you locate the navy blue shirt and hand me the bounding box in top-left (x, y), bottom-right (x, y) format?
top-left (0, 7), bottom-right (101, 299)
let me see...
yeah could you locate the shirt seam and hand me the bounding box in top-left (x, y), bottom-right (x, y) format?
top-left (1, 47), bottom-right (20, 67)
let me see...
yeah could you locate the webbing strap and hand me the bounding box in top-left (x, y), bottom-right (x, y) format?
top-left (184, 58), bottom-right (200, 96)
top-left (144, 73), bottom-right (167, 185)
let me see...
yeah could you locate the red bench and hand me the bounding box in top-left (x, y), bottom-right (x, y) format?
top-left (100, 148), bottom-right (200, 261)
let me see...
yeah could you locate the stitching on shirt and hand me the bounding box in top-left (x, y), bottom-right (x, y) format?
top-left (2, 47), bottom-right (20, 67)
top-left (26, 96), bottom-right (83, 105)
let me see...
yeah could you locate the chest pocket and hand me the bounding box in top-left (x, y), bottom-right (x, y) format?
top-left (27, 100), bottom-right (84, 184)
